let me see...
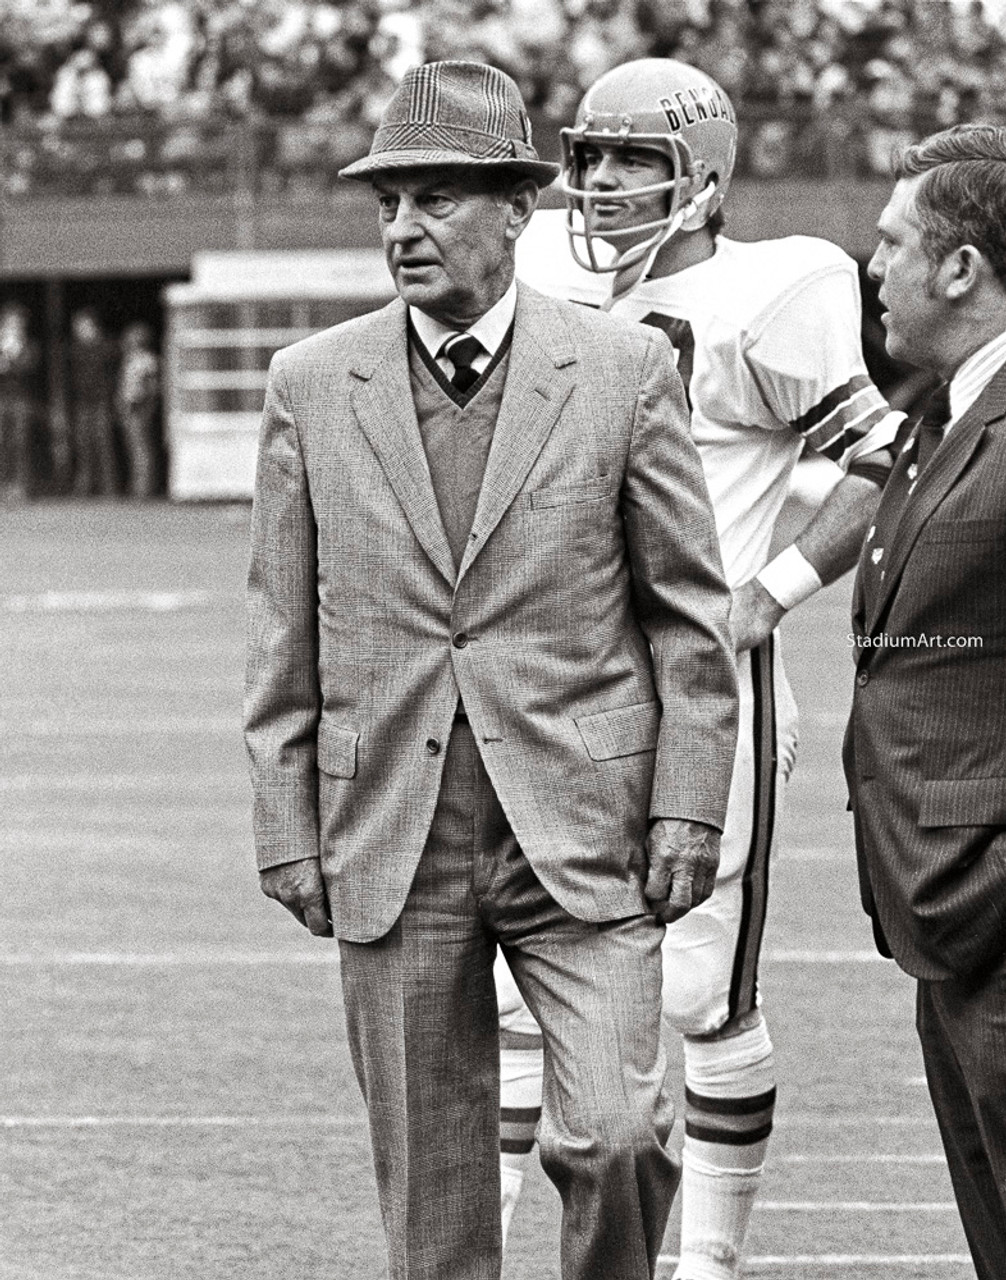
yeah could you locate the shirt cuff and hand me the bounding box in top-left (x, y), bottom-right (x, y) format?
top-left (756, 544), bottom-right (823, 611)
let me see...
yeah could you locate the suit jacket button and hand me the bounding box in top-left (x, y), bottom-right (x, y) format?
top-left (452, 631), bottom-right (469, 649)
top-left (425, 737), bottom-right (441, 755)
top-left (856, 671), bottom-right (870, 687)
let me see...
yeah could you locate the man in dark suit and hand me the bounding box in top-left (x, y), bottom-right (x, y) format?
top-left (245, 61), bottom-right (738, 1280)
top-left (845, 122), bottom-right (1006, 1279)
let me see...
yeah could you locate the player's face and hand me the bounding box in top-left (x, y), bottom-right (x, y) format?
top-left (375, 168), bottom-right (531, 326)
top-left (868, 176), bottom-right (949, 371)
top-left (580, 143), bottom-right (674, 249)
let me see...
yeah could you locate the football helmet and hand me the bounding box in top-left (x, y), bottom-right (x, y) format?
top-left (560, 58), bottom-right (738, 275)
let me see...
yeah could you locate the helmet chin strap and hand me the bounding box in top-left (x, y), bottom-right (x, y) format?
top-left (604, 180), bottom-right (717, 307)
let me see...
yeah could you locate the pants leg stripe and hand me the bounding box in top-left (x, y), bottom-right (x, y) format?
top-left (727, 636), bottom-right (777, 1021)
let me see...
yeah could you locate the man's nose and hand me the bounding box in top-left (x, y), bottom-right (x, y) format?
top-left (587, 156), bottom-right (620, 189)
top-left (866, 248), bottom-right (883, 282)
top-left (384, 199), bottom-right (423, 243)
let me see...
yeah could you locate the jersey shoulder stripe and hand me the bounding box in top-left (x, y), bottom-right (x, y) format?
top-left (794, 377), bottom-right (890, 462)
top-left (791, 374), bottom-right (874, 437)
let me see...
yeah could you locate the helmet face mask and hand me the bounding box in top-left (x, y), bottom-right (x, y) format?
top-left (560, 58), bottom-right (737, 276)
top-left (560, 134), bottom-right (688, 273)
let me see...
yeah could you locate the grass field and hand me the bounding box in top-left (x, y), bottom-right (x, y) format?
top-left (1, 500), bottom-right (976, 1279)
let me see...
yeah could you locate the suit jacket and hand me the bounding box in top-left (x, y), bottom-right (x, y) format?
top-left (245, 282), bottom-right (738, 943)
top-left (845, 360), bottom-right (1006, 980)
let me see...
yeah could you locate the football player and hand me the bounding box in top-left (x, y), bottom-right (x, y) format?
top-left (496, 58), bottom-right (903, 1280)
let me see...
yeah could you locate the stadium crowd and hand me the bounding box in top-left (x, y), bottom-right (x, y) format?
top-left (0, 0), bottom-right (1002, 496)
top-left (1, 0), bottom-right (1005, 188)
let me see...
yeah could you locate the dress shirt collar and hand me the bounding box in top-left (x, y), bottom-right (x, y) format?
top-left (948, 328), bottom-right (1006, 428)
top-left (409, 280), bottom-right (517, 362)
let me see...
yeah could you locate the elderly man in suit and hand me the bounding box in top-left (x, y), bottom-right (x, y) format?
top-left (845, 122), bottom-right (1006, 1280)
top-left (245, 60), bottom-right (738, 1280)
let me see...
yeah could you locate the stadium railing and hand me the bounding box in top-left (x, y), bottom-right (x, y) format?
top-left (0, 104), bottom-right (915, 199)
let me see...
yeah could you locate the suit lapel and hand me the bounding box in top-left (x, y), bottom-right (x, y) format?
top-left (858, 426), bottom-right (922, 634)
top-left (457, 286), bottom-right (577, 583)
top-left (349, 300), bottom-right (455, 585)
top-left (866, 364), bottom-right (1006, 633)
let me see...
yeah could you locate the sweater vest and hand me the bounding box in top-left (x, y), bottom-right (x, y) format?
top-left (409, 331), bottom-right (513, 569)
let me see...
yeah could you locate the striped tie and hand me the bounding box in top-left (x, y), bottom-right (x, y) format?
top-left (440, 333), bottom-right (485, 392)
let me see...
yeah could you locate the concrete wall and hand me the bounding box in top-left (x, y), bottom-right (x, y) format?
top-left (0, 179), bottom-right (889, 280)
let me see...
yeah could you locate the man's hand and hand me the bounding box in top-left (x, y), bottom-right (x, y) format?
top-left (730, 577), bottom-right (785, 652)
top-left (259, 857), bottom-right (333, 937)
top-left (645, 818), bottom-right (721, 923)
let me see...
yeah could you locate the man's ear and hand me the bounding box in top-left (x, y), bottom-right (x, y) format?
top-left (944, 244), bottom-right (983, 301)
top-left (506, 180), bottom-right (540, 241)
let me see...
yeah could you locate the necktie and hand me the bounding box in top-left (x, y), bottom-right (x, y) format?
top-left (440, 333), bottom-right (485, 393)
top-left (915, 381), bottom-right (951, 473)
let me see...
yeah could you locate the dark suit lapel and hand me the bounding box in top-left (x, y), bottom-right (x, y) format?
top-left (867, 364), bottom-right (1006, 633)
top-left (851, 558), bottom-right (867, 637)
top-left (457, 286), bottom-right (577, 584)
top-left (858, 429), bottom-right (924, 635)
top-left (349, 300), bottom-right (455, 586)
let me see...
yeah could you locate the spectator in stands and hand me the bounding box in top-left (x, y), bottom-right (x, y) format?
top-left (68, 307), bottom-right (118, 497)
top-left (116, 2), bottom-right (201, 115)
top-left (9, 0), bottom-right (1006, 184)
top-left (115, 321), bottom-right (160, 499)
top-left (48, 47), bottom-right (112, 119)
top-left (0, 301), bottom-right (41, 502)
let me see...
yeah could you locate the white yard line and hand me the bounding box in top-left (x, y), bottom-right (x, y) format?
top-left (1, 951), bottom-right (335, 965)
top-left (1, 1116), bottom-right (947, 1181)
top-left (1, 1115), bottom-right (361, 1129)
top-left (757, 1201), bottom-right (956, 1211)
top-left (765, 949), bottom-right (887, 962)
top-left (6, 721), bottom-right (239, 739)
top-left (1, 949), bottom-right (893, 964)
top-left (780, 1153), bottom-right (946, 1164)
top-left (1, 590), bottom-right (231, 612)
top-left (659, 1256), bottom-right (971, 1268)
top-left (778, 1114), bottom-right (933, 1127)
top-left (0, 775), bottom-right (241, 792)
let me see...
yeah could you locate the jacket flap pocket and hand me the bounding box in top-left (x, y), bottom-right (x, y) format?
top-left (918, 778), bottom-right (1006, 828)
top-left (530, 477), bottom-right (612, 510)
top-left (317, 722), bottom-right (359, 779)
top-left (575, 700), bottom-right (660, 761)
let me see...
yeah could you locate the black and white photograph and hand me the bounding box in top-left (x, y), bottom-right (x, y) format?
top-left (4, 2), bottom-right (1006, 1277)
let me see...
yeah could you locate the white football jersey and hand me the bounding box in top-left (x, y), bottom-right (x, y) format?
top-left (517, 210), bottom-right (898, 587)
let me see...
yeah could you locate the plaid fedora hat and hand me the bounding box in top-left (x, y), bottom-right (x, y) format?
top-left (339, 61), bottom-right (559, 185)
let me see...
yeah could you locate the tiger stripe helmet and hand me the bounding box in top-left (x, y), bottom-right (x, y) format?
top-left (561, 58), bottom-right (738, 273)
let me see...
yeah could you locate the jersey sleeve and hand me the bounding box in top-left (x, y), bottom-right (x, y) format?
top-left (742, 263), bottom-right (896, 468)
top-left (515, 208), bottom-right (608, 306)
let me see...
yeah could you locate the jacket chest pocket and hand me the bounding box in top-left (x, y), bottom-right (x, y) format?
top-left (528, 476), bottom-right (613, 510)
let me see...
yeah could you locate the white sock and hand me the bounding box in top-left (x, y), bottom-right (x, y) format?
top-left (673, 1014), bottom-right (775, 1280)
top-left (499, 1037), bottom-right (543, 1248)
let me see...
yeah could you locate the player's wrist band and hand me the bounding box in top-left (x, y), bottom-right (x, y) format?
top-left (756, 544), bottom-right (822, 611)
